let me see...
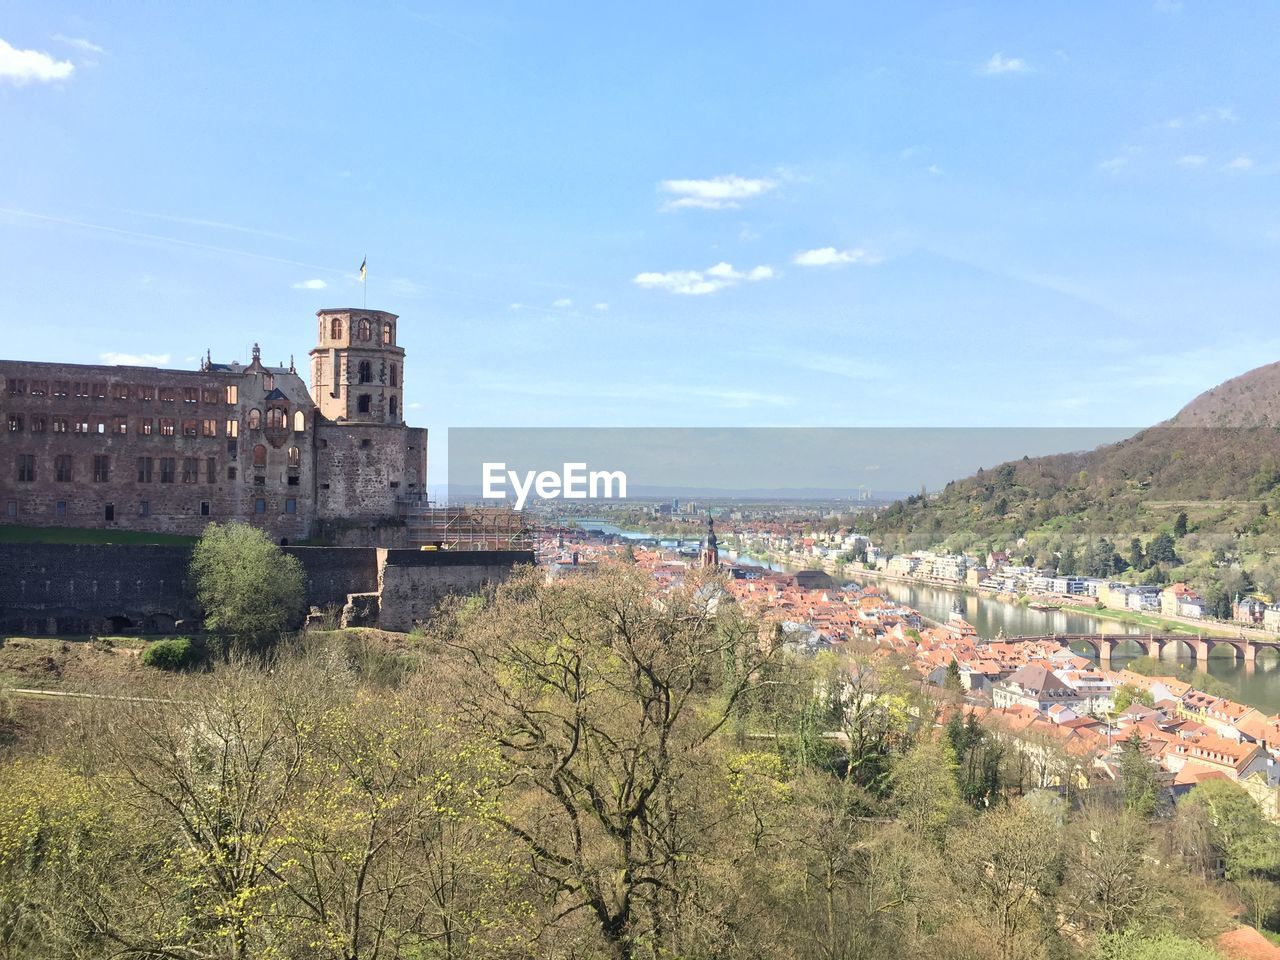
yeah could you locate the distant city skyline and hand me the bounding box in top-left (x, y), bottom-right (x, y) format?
top-left (4, 2), bottom-right (1280, 494)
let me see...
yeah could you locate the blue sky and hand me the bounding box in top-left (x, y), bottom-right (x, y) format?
top-left (3, 2), bottom-right (1280, 479)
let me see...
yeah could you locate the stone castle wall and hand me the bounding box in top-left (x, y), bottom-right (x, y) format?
top-left (0, 359), bottom-right (318, 541)
top-left (313, 423), bottom-right (427, 522)
top-left (2, 308), bottom-right (430, 545)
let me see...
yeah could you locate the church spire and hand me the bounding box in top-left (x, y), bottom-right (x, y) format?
top-left (700, 514), bottom-right (719, 569)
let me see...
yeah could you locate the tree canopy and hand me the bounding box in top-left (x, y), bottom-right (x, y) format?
top-left (189, 521), bottom-right (306, 646)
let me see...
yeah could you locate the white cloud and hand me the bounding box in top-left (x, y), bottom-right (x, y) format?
top-left (1163, 106), bottom-right (1238, 129)
top-left (792, 246), bottom-right (881, 267)
top-left (1225, 155), bottom-right (1254, 170)
top-left (594, 302), bottom-right (609, 311)
top-left (659, 174), bottom-right (776, 210)
top-left (979, 52), bottom-right (1028, 75)
top-left (1097, 155), bottom-right (1129, 174)
top-left (794, 354), bottom-right (890, 381)
top-left (1177, 154), bottom-right (1207, 167)
top-left (633, 261), bottom-right (775, 295)
top-left (928, 164), bottom-right (942, 175)
top-left (101, 352), bottom-right (171, 367)
top-left (552, 297), bottom-right (573, 308)
top-left (292, 278), bottom-right (327, 290)
top-left (53, 34), bottom-right (104, 54)
top-left (0, 38), bottom-right (75, 85)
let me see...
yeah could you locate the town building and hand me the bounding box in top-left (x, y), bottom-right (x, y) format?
top-left (1161, 583), bottom-right (1206, 619)
top-left (992, 663), bottom-right (1090, 714)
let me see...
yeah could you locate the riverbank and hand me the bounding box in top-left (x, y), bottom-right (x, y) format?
top-left (787, 553), bottom-right (1267, 642)
top-left (718, 541), bottom-right (1280, 711)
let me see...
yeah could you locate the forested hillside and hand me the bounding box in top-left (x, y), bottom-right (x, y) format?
top-left (864, 361), bottom-right (1280, 599)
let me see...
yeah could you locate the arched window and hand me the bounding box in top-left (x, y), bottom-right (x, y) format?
top-left (252, 444), bottom-right (267, 467)
top-left (383, 323), bottom-right (393, 345)
top-left (287, 446), bottom-right (300, 468)
top-left (266, 408), bottom-right (286, 430)
top-left (357, 318), bottom-right (371, 341)
top-left (358, 360), bottom-right (372, 383)
top-left (247, 409), bottom-right (261, 430)
top-left (357, 394), bottom-right (372, 414)
top-left (293, 410), bottom-right (305, 432)
top-left (330, 317), bottom-right (343, 339)
top-left (389, 396), bottom-right (399, 419)
top-left (389, 363), bottom-right (398, 387)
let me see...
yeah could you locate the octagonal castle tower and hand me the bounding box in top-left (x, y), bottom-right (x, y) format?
top-left (311, 309), bottom-right (427, 529)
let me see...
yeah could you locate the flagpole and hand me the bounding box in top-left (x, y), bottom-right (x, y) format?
top-left (363, 254), bottom-right (367, 309)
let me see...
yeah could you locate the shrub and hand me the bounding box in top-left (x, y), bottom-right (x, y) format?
top-left (190, 522), bottom-right (305, 647)
top-left (141, 637), bottom-right (197, 671)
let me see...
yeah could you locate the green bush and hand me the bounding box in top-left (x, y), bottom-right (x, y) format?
top-left (140, 637), bottom-right (197, 671)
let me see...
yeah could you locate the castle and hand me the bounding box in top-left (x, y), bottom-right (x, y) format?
top-left (1, 308), bottom-right (427, 543)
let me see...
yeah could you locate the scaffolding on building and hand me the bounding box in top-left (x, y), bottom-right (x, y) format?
top-left (396, 499), bottom-right (538, 550)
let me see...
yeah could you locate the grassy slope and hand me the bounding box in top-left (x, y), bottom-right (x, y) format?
top-left (0, 524), bottom-right (197, 546)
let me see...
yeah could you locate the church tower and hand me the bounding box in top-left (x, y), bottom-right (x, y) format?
top-left (700, 515), bottom-right (720, 569)
top-left (309, 309), bottom-right (405, 424)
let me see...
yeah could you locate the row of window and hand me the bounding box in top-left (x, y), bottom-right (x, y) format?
top-left (327, 317), bottom-right (394, 344)
top-left (8, 413), bottom-right (238, 437)
top-left (246, 408), bottom-right (306, 432)
top-left (3, 497), bottom-right (298, 521)
top-left (14, 453), bottom-right (214, 484)
top-left (6, 379), bottom-right (240, 405)
top-left (352, 394), bottom-right (399, 417)
top-left (6, 408), bottom-right (307, 437)
top-left (13, 448), bottom-right (303, 483)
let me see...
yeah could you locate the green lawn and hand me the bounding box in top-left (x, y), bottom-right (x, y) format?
top-left (0, 524), bottom-right (197, 546)
top-left (1058, 604), bottom-right (1240, 637)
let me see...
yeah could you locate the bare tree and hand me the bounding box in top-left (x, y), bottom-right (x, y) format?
top-left (435, 564), bottom-right (783, 960)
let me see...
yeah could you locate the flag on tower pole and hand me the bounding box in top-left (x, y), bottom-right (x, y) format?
top-left (359, 257), bottom-right (367, 282)
top-left (359, 256), bottom-right (367, 307)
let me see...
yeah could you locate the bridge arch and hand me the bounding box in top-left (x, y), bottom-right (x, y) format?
top-left (1108, 635), bottom-right (1155, 659)
top-left (1065, 636), bottom-right (1101, 658)
top-left (1206, 639), bottom-right (1245, 662)
top-left (1255, 644), bottom-right (1280, 665)
top-left (1159, 636), bottom-right (1197, 661)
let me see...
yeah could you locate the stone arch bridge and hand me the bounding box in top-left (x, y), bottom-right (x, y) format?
top-left (998, 633), bottom-right (1280, 665)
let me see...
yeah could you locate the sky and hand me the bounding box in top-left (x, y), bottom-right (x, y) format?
top-left (3, 2), bottom-right (1280, 489)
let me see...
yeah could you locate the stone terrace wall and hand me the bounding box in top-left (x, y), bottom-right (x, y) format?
top-left (0, 543), bottom-right (527, 635)
top-left (0, 543), bottom-right (378, 634)
top-left (376, 549), bottom-right (535, 632)
top-left (0, 543), bottom-right (195, 634)
top-left (285, 546), bottom-right (378, 609)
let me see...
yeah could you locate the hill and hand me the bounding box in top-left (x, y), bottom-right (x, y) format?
top-left (863, 362), bottom-right (1280, 601)
top-left (1171, 360), bottom-right (1280, 428)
